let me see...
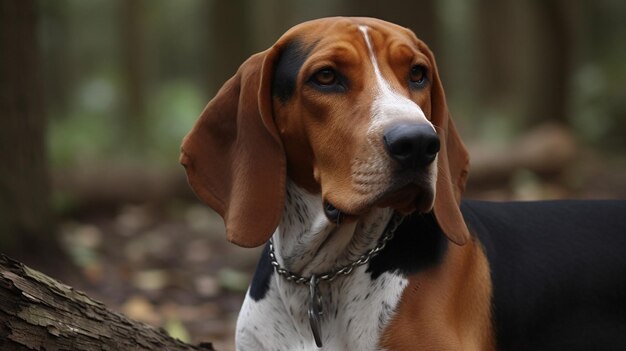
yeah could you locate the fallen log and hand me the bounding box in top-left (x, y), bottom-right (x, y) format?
top-left (0, 255), bottom-right (215, 351)
top-left (467, 123), bottom-right (577, 188)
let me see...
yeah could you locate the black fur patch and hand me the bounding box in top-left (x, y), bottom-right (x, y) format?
top-left (367, 212), bottom-right (448, 279)
top-left (462, 199), bottom-right (626, 350)
top-left (271, 39), bottom-right (313, 103)
top-left (249, 244), bottom-right (273, 301)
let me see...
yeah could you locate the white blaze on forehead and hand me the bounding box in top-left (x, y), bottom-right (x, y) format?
top-left (357, 25), bottom-right (432, 130)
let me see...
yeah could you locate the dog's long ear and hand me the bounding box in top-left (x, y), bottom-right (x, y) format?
top-left (423, 45), bottom-right (471, 246)
top-left (180, 48), bottom-right (284, 248)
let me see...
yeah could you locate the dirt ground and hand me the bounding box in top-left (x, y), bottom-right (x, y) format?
top-left (57, 202), bottom-right (261, 351)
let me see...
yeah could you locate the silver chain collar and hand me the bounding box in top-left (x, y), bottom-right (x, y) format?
top-left (268, 213), bottom-right (404, 347)
top-left (268, 213), bottom-right (404, 285)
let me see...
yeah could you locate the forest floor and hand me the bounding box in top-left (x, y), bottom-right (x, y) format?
top-left (55, 202), bottom-right (261, 351)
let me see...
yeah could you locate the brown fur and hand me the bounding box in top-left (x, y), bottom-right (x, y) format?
top-left (380, 238), bottom-right (494, 351)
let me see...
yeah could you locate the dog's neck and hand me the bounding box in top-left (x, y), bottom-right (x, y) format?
top-left (271, 180), bottom-right (394, 276)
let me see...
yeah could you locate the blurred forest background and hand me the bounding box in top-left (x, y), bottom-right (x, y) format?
top-left (1, 0), bottom-right (625, 349)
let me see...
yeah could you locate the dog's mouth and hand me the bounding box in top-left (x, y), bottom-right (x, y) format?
top-left (376, 183), bottom-right (434, 214)
top-left (323, 175), bottom-right (435, 223)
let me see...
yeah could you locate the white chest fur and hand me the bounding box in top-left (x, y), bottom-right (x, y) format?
top-left (235, 182), bottom-right (408, 350)
top-left (236, 267), bottom-right (407, 350)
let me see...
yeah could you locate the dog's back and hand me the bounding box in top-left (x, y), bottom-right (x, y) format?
top-left (462, 200), bottom-right (626, 350)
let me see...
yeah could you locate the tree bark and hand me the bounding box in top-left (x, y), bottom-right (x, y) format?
top-left (0, 255), bottom-right (215, 351)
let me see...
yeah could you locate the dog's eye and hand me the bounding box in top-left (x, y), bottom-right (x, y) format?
top-left (312, 68), bottom-right (337, 86)
top-left (409, 65), bottom-right (427, 87)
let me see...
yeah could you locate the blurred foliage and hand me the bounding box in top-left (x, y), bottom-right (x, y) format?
top-left (570, 1), bottom-right (626, 150)
top-left (40, 0), bottom-right (209, 167)
top-left (38, 0), bottom-right (626, 175)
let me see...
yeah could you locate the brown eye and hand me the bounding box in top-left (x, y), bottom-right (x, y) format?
top-left (410, 65), bottom-right (427, 87)
top-left (313, 68), bottom-right (337, 86)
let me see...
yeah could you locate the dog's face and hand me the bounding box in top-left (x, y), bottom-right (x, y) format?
top-left (181, 17), bottom-right (470, 247)
top-left (272, 18), bottom-right (439, 217)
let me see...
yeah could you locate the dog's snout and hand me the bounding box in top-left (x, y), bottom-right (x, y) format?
top-left (383, 124), bottom-right (440, 168)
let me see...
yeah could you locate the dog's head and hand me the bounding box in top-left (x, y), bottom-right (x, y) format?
top-left (181, 17), bottom-right (470, 247)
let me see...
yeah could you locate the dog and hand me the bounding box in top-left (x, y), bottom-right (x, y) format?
top-left (181, 17), bottom-right (626, 350)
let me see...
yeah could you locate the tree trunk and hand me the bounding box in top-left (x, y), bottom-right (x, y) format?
top-left (209, 0), bottom-right (253, 89)
top-left (475, 0), bottom-right (519, 109)
top-left (120, 0), bottom-right (148, 148)
top-left (0, 255), bottom-right (216, 351)
top-left (0, 0), bottom-right (59, 267)
top-left (526, 0), bottom-right (575, 126)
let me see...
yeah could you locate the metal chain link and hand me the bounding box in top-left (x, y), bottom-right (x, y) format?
top-left (268, 213), bottom-right (404, 285)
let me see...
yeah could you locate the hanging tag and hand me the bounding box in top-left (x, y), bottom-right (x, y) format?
top-left (308, 275), bottom-right (323, 347)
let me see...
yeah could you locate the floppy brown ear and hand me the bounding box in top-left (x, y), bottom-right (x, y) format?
top-left (180, 49), bottom-right (285, 248)
top-left (424, 45), bottom-right (471, 246)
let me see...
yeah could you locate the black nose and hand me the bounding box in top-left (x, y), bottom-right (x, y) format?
top-left (383, 123), bottom-right (440, 168)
